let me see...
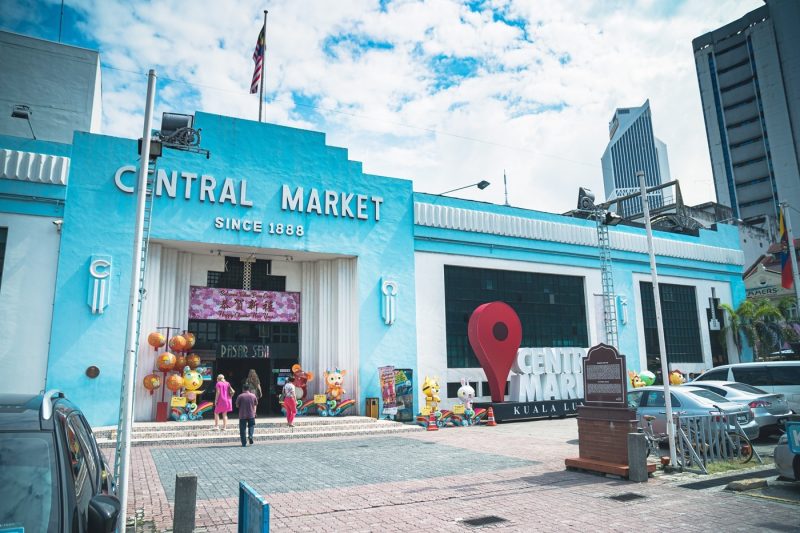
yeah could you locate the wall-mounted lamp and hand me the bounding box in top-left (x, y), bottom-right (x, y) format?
top-left (11, 104), bottom-right (36, 139)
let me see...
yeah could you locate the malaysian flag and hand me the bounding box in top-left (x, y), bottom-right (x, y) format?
top-left (250, 25), bottom-right (266, 94)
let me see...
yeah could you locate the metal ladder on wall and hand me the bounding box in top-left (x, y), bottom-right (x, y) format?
top-left (596, 213), bottom-right (619, 347)
top-left (113, 157), bottom-right (156, 482)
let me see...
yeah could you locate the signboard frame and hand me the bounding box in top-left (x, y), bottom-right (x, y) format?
top-left (582, 343), bottom-right (627, 408)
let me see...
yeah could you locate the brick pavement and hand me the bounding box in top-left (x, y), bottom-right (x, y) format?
top-left (123, 418), bottom-right (799, 532)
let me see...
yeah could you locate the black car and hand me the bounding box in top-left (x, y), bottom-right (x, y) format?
top-left (0, 390), bottom-right (121, 532)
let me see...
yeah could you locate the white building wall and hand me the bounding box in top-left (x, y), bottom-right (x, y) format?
top-left (0, 213), bottom-right (61, 394)
top-left (414, 251), bottom-right (603, 412)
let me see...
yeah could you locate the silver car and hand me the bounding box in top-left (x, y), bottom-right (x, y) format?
top-left (688, 381), bottom-right (792, 436)
top-left (774, 433), bottom-right (800, 481)
top-left (626, 385), bottom-right (760, 440)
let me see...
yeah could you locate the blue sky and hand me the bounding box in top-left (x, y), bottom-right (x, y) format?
top-left (0, 0), bottom-right (764, 212)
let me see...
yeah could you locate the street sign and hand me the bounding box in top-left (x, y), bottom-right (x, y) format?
top-left (787, 422), bottom-right (800, 454)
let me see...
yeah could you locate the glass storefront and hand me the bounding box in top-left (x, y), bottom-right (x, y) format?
top-left (640, 281), bottom-right (703, 368)
top-left (444, 265), bottom-right (589, 368)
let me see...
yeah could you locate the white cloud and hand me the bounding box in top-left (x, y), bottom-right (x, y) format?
top-left (13, 0), bottom-right (765, 212)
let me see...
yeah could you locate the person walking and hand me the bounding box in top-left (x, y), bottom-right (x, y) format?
top-left (213, 374), bottom-right (234, 431)
top-left (236, 384), bottom-right (258, 446)
top-left (245, 369), bottom-right (263, 400)
top-left (282, 375), bottom-right (298, 428)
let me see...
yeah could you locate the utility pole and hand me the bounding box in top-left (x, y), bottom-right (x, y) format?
top-left (638, 170), bottom-right (677, 468)
top-left (117, 69), bottom-right (157, 520)
top-left (503, 170), bottom-right (510, 207)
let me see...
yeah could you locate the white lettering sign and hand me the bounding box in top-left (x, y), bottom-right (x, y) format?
top-left (509, 347), bottom-right (586, 402)
top-left (281, 185), bottom-right (383, 222)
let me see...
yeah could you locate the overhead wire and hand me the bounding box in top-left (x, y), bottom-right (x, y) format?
top-left (99, 63), bottom-right (599, 169)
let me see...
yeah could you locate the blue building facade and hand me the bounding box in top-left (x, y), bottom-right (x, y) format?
top-left (1, 111), bottom-right (748, 426)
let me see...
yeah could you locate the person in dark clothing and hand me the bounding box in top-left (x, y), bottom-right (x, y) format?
top-left (236, 384), bottom-right (258, 447)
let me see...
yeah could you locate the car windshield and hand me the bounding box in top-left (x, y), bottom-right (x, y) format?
top-left (689, 389), bottom-right (731, 403)
top-left (727, 382), bottom-right (767, 395)
top-left (0, 433), bottom-right (59, 533)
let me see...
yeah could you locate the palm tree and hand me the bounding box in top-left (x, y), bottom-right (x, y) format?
top-left (720, 299), bottom-right (785, 360)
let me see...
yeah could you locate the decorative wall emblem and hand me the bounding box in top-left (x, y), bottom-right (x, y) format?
top-left (88, 255), bottom-right (112, 314)
top-left (381, 279), bottom-right (398, 326)
top-left (618, 296), bottom-right (628, 325)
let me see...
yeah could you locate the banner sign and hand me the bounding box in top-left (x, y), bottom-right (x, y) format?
top-left (379, 365), bottom-right (397, 415)
top-left (189, 286), bottom-right (300, 322)
top-left (475, 399), bottom-right (581, 421)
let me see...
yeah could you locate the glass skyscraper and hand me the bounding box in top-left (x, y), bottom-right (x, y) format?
top-left (601, 100), bottom-right (671, 218)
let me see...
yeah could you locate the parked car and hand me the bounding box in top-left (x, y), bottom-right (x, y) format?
top-left (626, 385), bottom-right (760, 440)
top-left (687, 381), bottom-right (792, 436)
top-left (0, 390), bottom-right (121, 533)
top-left (774, 423), bottom-right (800, 481)
top-left (693, 361), bottom-right (800, 413)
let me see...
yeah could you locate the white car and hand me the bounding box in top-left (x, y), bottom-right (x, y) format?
top-left (774, 427), bottom-right (800, 481)
top-left (687, 381), bottom-right (792, 436)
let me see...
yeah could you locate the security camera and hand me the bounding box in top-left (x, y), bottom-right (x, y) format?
top-left (52, 219), bottom-right (63, 232)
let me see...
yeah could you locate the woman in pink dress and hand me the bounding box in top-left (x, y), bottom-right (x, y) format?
top-left (213, 374), bottom-right (235, 431)
top-left (282, 375), bottom-right (297, 428)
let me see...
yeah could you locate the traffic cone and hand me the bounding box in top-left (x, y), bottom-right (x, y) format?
top-left (486, 406), bottom-right (497, 426)
top-left (426, 413), bottom-right (438, 431)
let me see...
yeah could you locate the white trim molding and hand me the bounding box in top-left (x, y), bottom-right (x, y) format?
top-left (414, 202), bottom-right (744, 266)
top-left (0, 149), bottom-right (70, 185)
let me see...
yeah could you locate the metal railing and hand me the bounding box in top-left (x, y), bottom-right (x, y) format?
top-left (674, 413), bottom-right (762, 474)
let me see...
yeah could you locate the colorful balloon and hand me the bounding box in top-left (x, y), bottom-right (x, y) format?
top-left (156, 352), bottom-right (177, 372)
top-left (186, 353), bottom-right (201, 369)
top-left (169, 335), bottom-right (188, 353)
top-left (142, 374), bottom-right (161, 393)
top-left (147, 332), bottom-right (166, 349)
top-left (639, 370), bottom-right (656, 386)
top-left (166, 374), bottom-right (184, 392)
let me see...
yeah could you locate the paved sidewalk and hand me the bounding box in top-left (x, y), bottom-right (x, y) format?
top-left (123, 418), bottom-right (799, 532)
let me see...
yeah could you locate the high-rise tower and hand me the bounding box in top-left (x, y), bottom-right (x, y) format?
top-left (693, 0), bottom-right (800, 234)
top-left (601, 100), bottom-right (671, 218)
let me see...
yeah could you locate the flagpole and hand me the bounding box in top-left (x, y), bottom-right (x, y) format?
top-left (780, 203), bottom-right (800, 304)
top-left (258, 10), bottom-right (268, 123)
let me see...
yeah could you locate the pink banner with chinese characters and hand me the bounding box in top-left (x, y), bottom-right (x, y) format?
top-left (189, 287), bottom-right (300, 323)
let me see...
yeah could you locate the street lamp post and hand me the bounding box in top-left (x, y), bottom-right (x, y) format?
top-left (638, 170), bottom-right (677, 468)
top-left (438, 180), bottom-right (490, 196)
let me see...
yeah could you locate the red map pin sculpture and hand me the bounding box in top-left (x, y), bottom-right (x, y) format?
top-left (468, 301), bottom-right (522, 403)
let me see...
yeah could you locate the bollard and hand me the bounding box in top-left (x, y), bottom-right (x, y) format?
top-left (173, 472), bottom-right (197, 533)
top-left (627, 432), bottom-right (649, 482)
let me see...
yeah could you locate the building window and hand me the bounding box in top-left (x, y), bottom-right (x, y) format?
top-left (444, 266), bottom-right (589, 368)
top-left (207, 256), bottom-right (286, 291)
top-left (640, 281), bottom-right (703, 367)
top-left (0, 228), bottom-right (6, 291)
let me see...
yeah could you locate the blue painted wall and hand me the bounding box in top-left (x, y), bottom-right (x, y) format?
top-left (47, 113), bottom-right (417, 426)
top-left (412, 194), bottom-right (746, 373)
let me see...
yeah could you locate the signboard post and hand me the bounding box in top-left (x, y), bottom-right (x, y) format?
top-left (238, 481), bottom-right (269, 533)
top-left (565, 344), bottom-right (654, 479)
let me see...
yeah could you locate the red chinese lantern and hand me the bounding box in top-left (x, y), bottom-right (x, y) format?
top-left (186, 353), bottom-right (201, 369)
top-left (174, 355), bottom-right (187, 372)
top-left (166, 374), bottom-right (184, 392)
top-left (156, 352), bottom-right (177, 372)
top-left (147, 332), bottom-right (166, 349)
top-left (142, 374), bottom-right (161, 395)
top-left (184, 332), bottom-right (196, 349)
top-left (169, 335), bottom-right (188, 353)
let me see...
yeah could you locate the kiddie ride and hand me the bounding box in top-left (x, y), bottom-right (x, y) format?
top-left (415, 377), bottom-right (491, 428)
top-left (280, 366), bottom-right (356, 417)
